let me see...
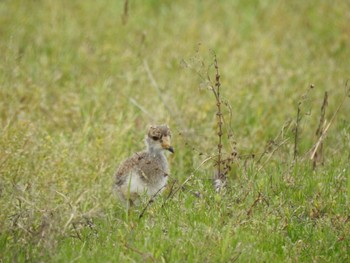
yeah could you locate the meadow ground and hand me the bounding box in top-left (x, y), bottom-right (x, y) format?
top-left (1, 0), bottom-right (350, 262)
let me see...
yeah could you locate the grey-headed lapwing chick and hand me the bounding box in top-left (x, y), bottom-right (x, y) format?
top-left (114, 124), bottom-right (174, 206)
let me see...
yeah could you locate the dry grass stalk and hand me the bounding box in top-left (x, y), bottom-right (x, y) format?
top-left (129, 97), bottom-right (154, 120)
top-left (138, 185), bottom-right (167, 219)
top-left (246, 192), bottom-right (269, 217)
top-left (309, 80), bottom-right (350, 161)
top-left (294, 84), bottom-right (314, 161)
top-left (122, 0), bottom-right (129, 25)
top-left (312, 91), bottom-right (328, 169)
top-left (143, 59), bottom-right (184, 126)
top-left (257, 138), bottom-right (289, 174)
top-left (161, 155), bottom-right (215, 208)
top-left (293, 103), bottom-right (301, 161)
top-left (256, 119), bottom-right (293, 168)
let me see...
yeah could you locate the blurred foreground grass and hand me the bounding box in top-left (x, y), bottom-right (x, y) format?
top-left (1, 0), bottom-right (350, 262)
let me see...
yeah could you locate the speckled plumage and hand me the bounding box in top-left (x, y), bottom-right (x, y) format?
top-left (114, 125), bottom-right (174, 206)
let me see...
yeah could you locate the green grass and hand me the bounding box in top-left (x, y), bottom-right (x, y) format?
top-left (1, 0), bottom-right (350, 262)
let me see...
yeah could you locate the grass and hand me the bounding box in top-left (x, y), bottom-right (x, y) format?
top-left (1, 0), bottom-right (350, 262)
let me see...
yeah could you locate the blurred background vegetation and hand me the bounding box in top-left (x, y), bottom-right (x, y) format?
top-left (0, 0), bottom-right (349, 261)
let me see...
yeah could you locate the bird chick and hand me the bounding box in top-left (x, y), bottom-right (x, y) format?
top-left (114, 124), bottom-right (174, 206)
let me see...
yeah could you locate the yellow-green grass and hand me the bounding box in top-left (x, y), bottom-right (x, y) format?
top-left (1, 0), bottom-right (349, 262)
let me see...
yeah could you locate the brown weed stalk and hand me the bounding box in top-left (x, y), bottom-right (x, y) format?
top-left (309, 80), bottom-right (350, 162)
top-left (294, 84), bottom-right (314, 161)
top-left (122, 0), bottom-right (129, 25)
top-left (294, 102), bottom-right (301, 161)
top-left (210, 54), bottom-right (226, 191)
top-left (312, 91), bottom-right (328, 169)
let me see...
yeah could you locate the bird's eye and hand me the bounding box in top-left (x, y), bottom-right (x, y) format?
top-left (151, 136), bottom-right (160, 141)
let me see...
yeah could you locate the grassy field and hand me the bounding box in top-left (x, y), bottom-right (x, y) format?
top-left (1, 0), bottom-right (350, 262)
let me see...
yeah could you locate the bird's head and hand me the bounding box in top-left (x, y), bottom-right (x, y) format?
top-left (146, 124), bottom-right (174, 154)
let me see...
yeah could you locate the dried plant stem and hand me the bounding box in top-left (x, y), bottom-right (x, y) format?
top-left (161, 180), bottom-right (177, 207)
top-left (210, 54), bottom-right (225, 190)
top-left (129, 97), bottom-right (154, 120)
top-left (309, 81), bottom-right (349, 160)
top-left (310, 107), bottom-right (341, 159)
top-left (139, 185), bottom-right (166, 219)
top-left (294, 103), bottom-right (301, 161)
top-left (72, 223), bottom-right (82, 241)
top-left (161, 155), bottom-right (215, 207)
top-left (246, 192), bottom-right (269, 217)
top-left (143, 60), bottom-right (171, 114)
top-left (257, 138), bottom-right (290, 173)
top-left (121, 0), bottom-right (129, 25)
top-left (312, 91), bottom-right (328, 169)
top-left (256, 120), bottom-right (293, 164)
top-left (294, 84), bottom-right (315, 161)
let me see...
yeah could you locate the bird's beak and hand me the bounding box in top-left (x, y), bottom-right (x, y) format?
top-left (161, 136), bottom-right (174, 153)
top-left (167, 146), bottom-right (175, 153)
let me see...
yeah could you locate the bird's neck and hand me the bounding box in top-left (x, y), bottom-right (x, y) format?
top-left (147, 146), bottom-right (162, 156)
